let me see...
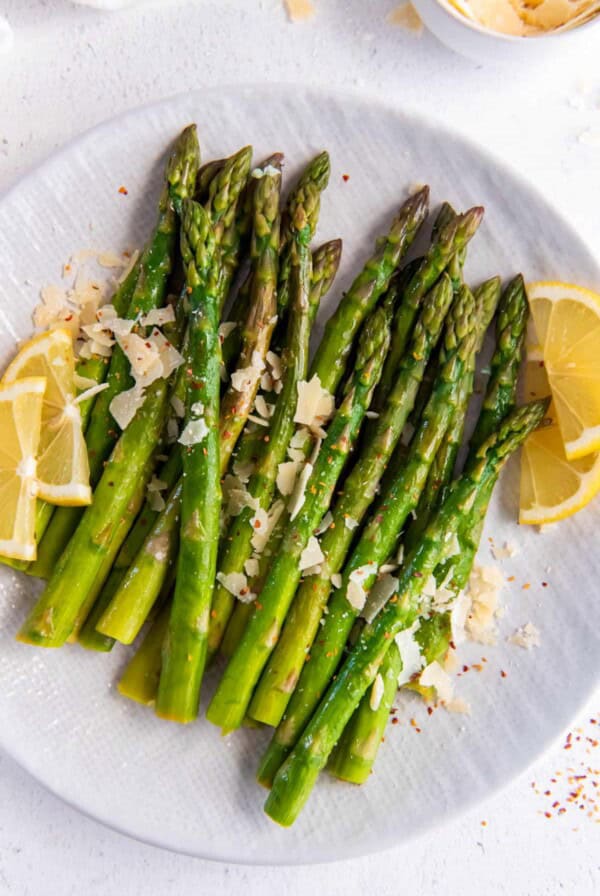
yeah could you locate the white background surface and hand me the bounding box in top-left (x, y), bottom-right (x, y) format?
top-left (0, 1), bottom-right (599, 893)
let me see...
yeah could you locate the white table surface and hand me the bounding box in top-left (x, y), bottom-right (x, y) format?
top-left (0, 1), bottom-right (599, 893)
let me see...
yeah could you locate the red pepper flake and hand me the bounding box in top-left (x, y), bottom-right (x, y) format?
top-left (391, 717), bottom-right (399, 725)
top-left (544, 812), bottom-right (552, 819)
top-left (500, 670), bottom-right (507, 678)
top-left (522, 582), bottom-right (531, 590)
top-left (427, 706), bottom-right (433, 716)
top-left (542, 581), bottom-right (548, 588)
top-left (118, 185), bottom-right (128, 195)
top-left (342, 174), bottom-right (350, 182)
top-left (507, 575), bottom-right (516, 582)
top-left (480, 820), bottom-right (487, 827)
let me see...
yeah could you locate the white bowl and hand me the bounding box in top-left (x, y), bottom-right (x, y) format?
top-left (412, 0), bottom-right (600, 63)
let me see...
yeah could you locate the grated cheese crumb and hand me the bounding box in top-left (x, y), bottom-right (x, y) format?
top-left (395, 621), bottom-right (424, 685)
top-left (216, 571), bottom-right (255, 603)
top-left (299, 536), bottom-right (325, 571)
top-left (178, 418), bottom-right (209, 446)
top-left (346, 579), bottom-right (367, 612)
top-left (284, 0), bottom-right (315, 21)
top-left (362, 572), bottom-right (398, 624)
top-left (491, 540), bottom-right (519, 560)
top-left (344, 515), bottom-right (359, 531)
top-left (509, 622), bottom-right (541, 650)
top-left (170, 395), bottom-right (185, 418)
top-left (419, 661), bottom-right (454, 703)
top-left (232, 457), bottom-right (254, 483)
top-left (218, 321), bottom-right (237, 342)
top-left (251, 499), bottom-right (285, 554)
top-left (331, 572), bottom-right (343, 589)
top-left (244, 557), bottom-right (260, 578)
top-left (276, 460), bottom-right (302, 496)
top-left (369, 673), bottom-right (385, 711)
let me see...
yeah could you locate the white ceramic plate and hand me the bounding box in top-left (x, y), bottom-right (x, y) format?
top-left (0, 86), bottom-right (599, 865)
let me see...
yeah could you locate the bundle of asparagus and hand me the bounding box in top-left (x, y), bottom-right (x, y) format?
top-left (7, 124), bottom-right (548, 827)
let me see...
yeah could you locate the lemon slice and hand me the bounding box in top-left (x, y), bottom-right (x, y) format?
top-left (2, 329), bottom-right (91, 505)
top-left (0, 377), bottom-right (46, 560)
top-left (527, 281), bottom-right (600, 460)
top-left (519, 351), bottom-right (600, 524)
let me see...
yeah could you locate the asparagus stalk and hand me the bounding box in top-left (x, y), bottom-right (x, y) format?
top-left (310, 188), bottom-right (429, 389)
top-left (257, 284), bottom-right (478, 787)
top-left (28, 126), bottom-right (200, 580)
top-left (249, 274), bottom-right (454, 727)
top-left (469, 275), bottom-right (529, 452)
top-left (373, 206), bottom-right (484, 408)
top-left (117, 603), bottom-right (171, 706)
top-left (154, 199), bottom-right (222, 723)
top-left (207, 245), bottom-right (316, 656)
top-left (403, 276), bottom-right (501, 553)
top-left (277, 152), bottom-right (331, 314)
top-left (330, 277), bottom-right (529, 783)
top-left (206, 304), bottom-right (392, 733)
top-left (218, 161), bottom-right (282, 467)
top-left (264, 398), bottom-right (549, 825)
top-left (94, 163), bottom-right (281, 645)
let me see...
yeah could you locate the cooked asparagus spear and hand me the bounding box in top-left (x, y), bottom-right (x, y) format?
top-left (207, 244), bottom-right (316, 657)
top-left (264, 398), bottom-right (549, 825)
top-left (257, 284), bottom-right (478, 787)
top-left (27, 125), bottom-right (200, 581)
top-left (153, 199), bottom-right (222, 723)
top-left (310, 188), bottom-right (429, 389)
top-left (373, 206), bottom-right (483, 408)
top-left (248, 274), bottom-right (454, 728)
top-left (218, 160), bottom-right (282, 467)
top-left (329, 276), bottom-right (529, 784)
top-left (404, 275), bottom-right (501, 553)
top-left (206, 304), bottom-right (392, 733)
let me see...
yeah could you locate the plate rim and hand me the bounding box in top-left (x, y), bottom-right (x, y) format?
top-left (1, 82), bottom-right (599, 865)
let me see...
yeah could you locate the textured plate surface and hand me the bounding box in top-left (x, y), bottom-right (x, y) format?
top-left (0, 86), bottom-right (599, 865)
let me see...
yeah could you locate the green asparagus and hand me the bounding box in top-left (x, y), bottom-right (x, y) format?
top-left (207, 303), bottom-right (392, 733)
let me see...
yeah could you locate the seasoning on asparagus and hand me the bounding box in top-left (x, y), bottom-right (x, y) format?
top-left (264, 398), bottom-right (549, 826)
top-left (257, 284), bottom-right (478, 787)
top-left (248, 274), bottom-right (454, 728)
top-left (206, 303), bottom-right (392, 733)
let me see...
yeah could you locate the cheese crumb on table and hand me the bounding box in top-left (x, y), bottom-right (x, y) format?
top-left (284, 0), bottom-right (315, 22)
top-left (387, 3), bottom-right (424, 34)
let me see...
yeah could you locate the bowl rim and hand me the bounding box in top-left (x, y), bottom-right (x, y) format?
top-left (420, 0), bottom-right (600, 43)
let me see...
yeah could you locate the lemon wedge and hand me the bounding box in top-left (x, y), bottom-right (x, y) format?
top-left (527, 281), bottom-right (600, 460)
top-left (2, 329), bottom-right (91, 505)
top-left (519, 347), bottom-right (600, 524)
top-left (0, 377), bottom-right (46, 560)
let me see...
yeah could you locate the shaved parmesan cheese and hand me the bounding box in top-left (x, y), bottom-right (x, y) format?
top-left (142, 306), bottom-right (176, 327)
top-left (117, 250), bottom-right (140, 284)
top-left (419, 661), bottom-right (453, 703)
top-left (230, 353), bottom-right (265, 392)
top-left (491, 541), bottom-right (519, 560)
top-left (331, 573), bottom-right (343, 590)
top-left (232, 457), bottom-right (254, 483)
top-left (346, 579), bottom-right (367, 611)
top-left (146, 475), bottom-right (167, 511)
top-left (365, 411), bottom-right (379, 419)
top-left (369, 673), bottom-right (385, 711)
top-left (299, 536), bottom-right (325, 571)
top-left (509, 622), bottom-right (541, 649)
top-left (251, 164), bottom-right (282, 179)
top-left (73, 381), bottom-right (109, 405)
top-left (255, 395), bottom-right (274, 420)
top-left (244, 557), bottom-right (260, 578)
top-left (349, 562), bottom-right (378, 584)
top-left (251, 499), bottom-right (285, 554)
top-left (109, 386), bottom-right (144, 430)
top-left (287, 461), bottom-right (313, 521)
top-left (450, 590), bottom-right (471, 645)
top-left (277, 460), bottom-right (302, 496)
top-left (74, 373), bottom-right (98, 391)
top-left (344, 515), bottom-right (359, 531)
top-left (388, 2), bottom-right (424, 34)
top-left (285, 0), bottom-right (315, 22)
top-left (218, 321), bottom-right (237, 342)
top-left (294, 375), bottom-right (335, 431)
top-left (464, 563), bottom-right (505, 645)
top-left (216, 571), bottom-right (255, 603)
top-left (314, 511), bottom-right (333, 536)
top-left (191, 401), bottom-right (204, 416)
top-left (362, 573), bottom-right (398, 624)
top-left (395, 621), bottom-right (424, 685)
top-left (379, 563), bottom-right (398, 575)
top-left (97, 250), bottom-right (126, 268)
top-left (170, 395), bottom-right (185, 418)
top-left (266, 350), bottom-right (283, 380)
top-left (445, 697), bottom-right (471, 714)
top-left (247, 414), bottom-right (270, 427)
top-left (396, 544), bottom-right (404, 565)
top-left (178, 418), bottom-right (209, 446)
top-left (167, 417), bottom-right (179, 443)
